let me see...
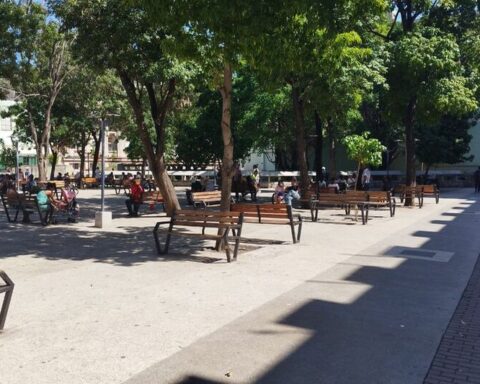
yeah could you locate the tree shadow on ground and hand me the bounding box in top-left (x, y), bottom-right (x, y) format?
top-left (154, 194), bottom-right (480, 384)
top-left (0, 220), bottom-right (262, 265)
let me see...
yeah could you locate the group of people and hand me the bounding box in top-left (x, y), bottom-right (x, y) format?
top-left (273, 178), bottom-right (300, 206)
top-left (232, 163), bottom-right (261, 202)
top-left (0, 172), bottom-right (79, 222)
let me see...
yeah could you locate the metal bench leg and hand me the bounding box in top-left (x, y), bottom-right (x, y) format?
top-left (0, 271), bottom-right (14, 331)
top-left (297, 218), bottom-right (303, 242)
top-left (290, 223), bottom-right (297, 244)
top-left (223, 229), bottom-right (231, 262)
top-left (360, 206), bottom-right (367, 225)
top-left (153, 223), bottom-right (172, 254)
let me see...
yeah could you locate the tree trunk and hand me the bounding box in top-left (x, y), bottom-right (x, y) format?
top-left (314, 111), bottom-right (324, 182)
top-left (118, 70), bottom-right (180, 215)
top-left (219, 63), bottom-right (234, 211)
top-left (50, 150), bottom-right (58, 180)
top-left (404, 97), bottom-right (417, 206)
top-left (423, 164), bottom-right (431, 183)
top-left (79, 147), bottom-right (86, 179)
top-left (36, 148), bottom-right (47, 181)
top-left (78, 133), bottom-right (87, 179)
top-left (91, 133), bottom-right (101, 177)
top-left (291, 84), bottom-right (309, 200)
top-left (327, 121), bottom-right (336, 181)
top-left (141, 157), bottom-right (146, 179)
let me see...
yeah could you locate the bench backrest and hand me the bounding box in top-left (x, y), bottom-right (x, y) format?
top-left (317, 194), bottom-right (345, 202)
top-left (18, 194), bottom-right (40, 210)
top-left (345, 190), bottom-right (368, 199)
top-left (319, 187), bottom-right (338, 194)
top-left (231, 203), bottom-right (291, 223)
top-left (418, 184), bottom-right (437, 193)
top-left (50, 180), bottom-right (65, 188)
top-left (142, 191), bottom-right (164, 203)
top-left (172, 209), bottom-right (243, 227)
top-left (192, 191), bottom-right (222, 203)
top-left (82, 177), bottom-right (97, 183)
top-left (367, 191), bottom-right (391, 203)
top-left (2, 191), bottom-right (20, 206)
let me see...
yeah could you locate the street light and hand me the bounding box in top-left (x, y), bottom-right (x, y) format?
top-left (95, 113), bottom-right (119, 228)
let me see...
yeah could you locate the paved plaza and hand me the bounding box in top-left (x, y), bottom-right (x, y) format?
top-left (0, 188), bottom-right (479, 384)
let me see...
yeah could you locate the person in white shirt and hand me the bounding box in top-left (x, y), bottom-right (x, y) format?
top-left (362, 167), bottom-right (371, 191)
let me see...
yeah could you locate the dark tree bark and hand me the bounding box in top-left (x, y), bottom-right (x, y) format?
top-left (76, 129), bottom-right (89, 179)
top-left (291, 83), bottom-right (310, 200)
top-left (90, 129), bottom-right (101, 177)
top-left (314, 110), bottom-right (324, 182)
top-left (327, 119), bottom-right (336, 180)
top-left (118, 70), bottom-right (180, 216)
top-left (50, 150), bottom-right (58, 180)
top-left (404, 96), bottom-right (417, 206)
top-left (218, 63), bottom-right (234, 211)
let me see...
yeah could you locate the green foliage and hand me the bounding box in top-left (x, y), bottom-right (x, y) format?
top-left (174, 70), bottom-right (291, 166)
top-left (0, 139), bottom-right (16, 170)
top-left (386, 27), bottom-right (477, 125)
top-left (343, 131), bottom-right (386, 168)
top-left (416, 116), bottom-right (474, 168)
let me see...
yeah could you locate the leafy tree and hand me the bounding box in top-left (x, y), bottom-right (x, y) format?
top-left (2, 3), bottom-right (72, 180)
top-left (343, 131), bottom-right (385, 189)
top-left (142, 0), bottom-right (280, 210)
top-left (0, 139), bottom-right (16, 170)
top-left (174, 70), bottom-right (289, 168)
top-left (366, 1), bottom-right (479, 204)
top-left (54, 0), bottom-right (190, 214)
top-left (247, 0), bottom-right (386, 198)
top-left (385, 27), bottom-right (477, 192)
top-left (416, 116), bottom-right (474, 179)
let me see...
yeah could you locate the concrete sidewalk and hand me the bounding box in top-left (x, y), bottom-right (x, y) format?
top-left (0, 188), bottom-right (479, 384)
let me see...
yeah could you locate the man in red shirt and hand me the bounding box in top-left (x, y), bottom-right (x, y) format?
top-left (126, 176), bottom-right (144, 217)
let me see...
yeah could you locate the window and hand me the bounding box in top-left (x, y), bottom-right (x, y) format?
top-left (0, 118), bottom-right (12, 131)
top-left (108, 134), bottom-right (118, 153)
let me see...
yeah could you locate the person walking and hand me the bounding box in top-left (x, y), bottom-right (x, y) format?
top-left (250, 165), bottom-right (260, 202)
top-left (362, 166), bottom-right (371, 191)
top-left (474, 166), bottom-right (480, 193)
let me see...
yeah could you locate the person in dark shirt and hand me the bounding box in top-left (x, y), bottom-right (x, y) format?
top-left (474, 166), bottom-right (480, 193)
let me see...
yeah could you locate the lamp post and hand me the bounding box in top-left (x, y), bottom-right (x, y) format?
top-left (95, 114), bottom-right (119, 228)
top-left (100, 118), bottom-right (106, 212)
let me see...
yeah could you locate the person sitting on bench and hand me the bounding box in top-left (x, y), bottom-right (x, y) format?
top-left (126, 176), bottom-right (144, 217)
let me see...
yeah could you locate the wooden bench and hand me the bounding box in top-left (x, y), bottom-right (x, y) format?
top-left (141, 190), bottom-right (165, 212)
top-left (311, 191), bottom-right (370, 224)
top-left (81, 177), bottom-right (98, 189)
top-left (0, 270), bottom-right (14, 330)
top-left (49, 180), bottom-right (65, 199)
top-left (153, 210), bottom-right (244, 262)
top-left (1, 192), bottom-right (50, 225)
top-left (364, 191), bottom-right (396, 217)
top-left (393, 185), bottom-right (424, 208)
top-left (417, 184), bottom-right (439, 203)
top-left (192, 191), bottom-right (223, 209)
top-left (230, 203), bottom-right (303, 243)
top-left (114, 179), bottom-right (130, 195)
top-left (19, 194), bottom-right (51, 225)
top-left (1, 192), bottom-right (22, 223)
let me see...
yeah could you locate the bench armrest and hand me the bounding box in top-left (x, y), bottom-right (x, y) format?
top-left (153, 220), bottom-right (171, 232)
